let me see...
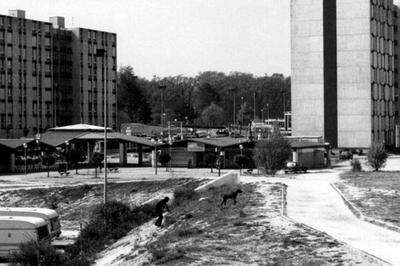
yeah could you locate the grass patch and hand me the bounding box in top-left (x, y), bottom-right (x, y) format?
top-left (339, 171), bottom-right (400, 227)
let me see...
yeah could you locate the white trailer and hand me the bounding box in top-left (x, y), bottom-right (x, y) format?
top-left (0, 208), bottom-right (61, 238)
top-left (0, 216), bottom-right (49, 258)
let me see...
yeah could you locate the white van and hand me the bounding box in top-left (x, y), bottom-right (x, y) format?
top-left (0, 216), bottom-right (50, 258)
top-left (0, 208), bottom-right (61, 238)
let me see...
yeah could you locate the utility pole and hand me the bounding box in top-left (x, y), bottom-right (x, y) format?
top-left (96, 48), bottom-right (108, 205)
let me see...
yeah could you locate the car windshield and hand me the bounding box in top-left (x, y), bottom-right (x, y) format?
top-left (287, 162), bottom-right (296, 167)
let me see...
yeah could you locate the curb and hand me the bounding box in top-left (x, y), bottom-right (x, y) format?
top-left (331, 183), bottom-right (400, 234)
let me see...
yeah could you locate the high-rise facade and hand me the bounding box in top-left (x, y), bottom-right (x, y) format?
top-left (291, 0), bottom-right (398, 148)
top-left (0, 10), bottom-right (117, 138)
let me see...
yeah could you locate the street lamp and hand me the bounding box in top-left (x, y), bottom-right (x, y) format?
top-left (240, 96), bottom-right (244, 134)
top-left (159, 85), bottom-right (166, 127)
top-left (64, 140), bottom-right (69, 172)
top-left (267, 103), bottom-right (270, 122)
top-left (96, 48), bottom-right (108, 205)
top-left (261, 108), bottom-right (264, 123)
top-left (23, 143), bottom-right (27, 175)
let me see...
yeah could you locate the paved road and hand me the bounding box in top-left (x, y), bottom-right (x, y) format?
top-left (283, 170), bottom-right (400, 265)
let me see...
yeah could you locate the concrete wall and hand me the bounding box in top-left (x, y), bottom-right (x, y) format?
top-left (336, 0), bottom-right (372, 147)
top-left (291, 0), bottom-right (325, 139)
top-left (195, 171), bottom-right (239, 192)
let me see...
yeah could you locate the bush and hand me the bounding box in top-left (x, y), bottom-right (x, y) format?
top-left (173, 186), bottom-right (198, 206)
top-left (350, 159), bottom-right (362, 172)
top-left (234, 154), bottom-right (250, 173)
top-left (158, 152), bottom-right (171, 167)
top-left (367, 142), bottom-right (388, 171)
top-left (253, 130), bottom-right (291, 174)
top-left (203, 153), bottom-right (217, 172)
top-left (68, 201), bottom-right (157, 260)
top-left (11, 240), bottom-right (65, 266)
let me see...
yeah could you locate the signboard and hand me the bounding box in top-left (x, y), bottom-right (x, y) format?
top-left (187, 142), bottom-right (205, 152)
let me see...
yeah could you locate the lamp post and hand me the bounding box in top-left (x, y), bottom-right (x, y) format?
top-left (159, 85), bottom-right (166, 127)
top-left (168, 121), bottom-right (172, 171)
top-left (64, 140), bottom-right (69, 172)
top-left (239, 144), bottom-right (244, 174)
top-left (96, 48), bottom-right (108, 205)
top-left (281, 90), bottom-right (287, 118)
top-left (23, 143), bottom-right (27, 175)
top-left (261, 108), bottom-right (264, 123)
top-left (267, 103), bottom-right (270, 122)
top-left (240, 96), bottom-right (244, 134)
top-left (253, 91), bottom-right (256, 121)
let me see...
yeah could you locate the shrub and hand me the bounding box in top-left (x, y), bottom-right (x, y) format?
top-left (68, 201), bottom-right (157, 259)
top-left (234, 154), bottom-right (250, 174)
top-left (11, 240), bottom-right (65, 266)
top-left (367, 142), bottom-right (388, 171)
top-left (350, 159), bottom-right (362, 172)
top-left (176, 227), bottom-right (203, 237)
top-left (158, 152), bottom-right (171, 167)
top-left (203, 153), bottom-right (217, 172)
top-left (253, 130), bottom-right (291, 174)
top-left (148, 241), bottom-right (185, 264)
top-left (173, 186), bottom-right (198, 206)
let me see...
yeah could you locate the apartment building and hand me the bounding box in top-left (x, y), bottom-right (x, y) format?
top-left (291, 0), bottom-right (398, 148)
top-left (0, 10), bottom-right (53, 138)
top-left (0, 10), bottom-right (117, 138)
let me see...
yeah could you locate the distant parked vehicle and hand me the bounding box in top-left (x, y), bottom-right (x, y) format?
top-left (0, 216), bottom-right (50, 259)
top-left (284, 161), bottom-right (307, 174)
top-left (0, 207), bottom-right (61, 238)
top-left (339, 151), bottom-right (353, 160)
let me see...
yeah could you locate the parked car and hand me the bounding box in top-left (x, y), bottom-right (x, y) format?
top-left (339, 151), bottom-right (353, 160)
top-left (0, 216), bottom-right (50, 259)
top-left (284, 161), bottom-right (307, 174)
top-left (0, 207), bottom-right (61, 238)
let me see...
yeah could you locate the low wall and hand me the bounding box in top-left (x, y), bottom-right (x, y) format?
top-left (195, 171), bottom-right (239, 192)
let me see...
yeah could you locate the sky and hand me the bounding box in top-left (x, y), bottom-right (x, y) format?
top-left (0, 0), bottom-right (291, 79)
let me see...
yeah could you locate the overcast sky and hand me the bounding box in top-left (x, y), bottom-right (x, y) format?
top-left (0, 0), bottom-right (291, 79)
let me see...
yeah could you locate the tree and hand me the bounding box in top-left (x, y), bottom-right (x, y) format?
top-left (117, 66), bottom-right (152, 124)
top-left (90, 152), bottom-right (104, 178)
top-left (158, 152), bottom-right (171, 171)
top-left (234, 154), bottom-right (250, 174)
top-left (42, 152), bottom-right (57, 177)
top-left (204, 153), bottom-right (217, 173)
top-left (367, 142), bottom-right (388, 171)
top-left (253, 131), bottom-right (291, 175)
top-left (68, 147), bottom-right (86, 174)
top-left (201, 103), bottom-right (225, 127)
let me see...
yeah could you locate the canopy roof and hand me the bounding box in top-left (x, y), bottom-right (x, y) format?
top-left (0, 138), bottom-right (34, 149)
top-left (49, 124), bottom-right (112, 132)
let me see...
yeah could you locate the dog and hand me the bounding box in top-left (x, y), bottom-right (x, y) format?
top-left (220, 189), bottom-right (243, 206)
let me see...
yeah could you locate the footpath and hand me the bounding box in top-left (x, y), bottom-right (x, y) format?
top-left (282, 170), bottom-right (400, 265)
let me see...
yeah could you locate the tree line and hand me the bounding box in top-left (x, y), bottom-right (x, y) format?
top-left (117, 66), bottom-right (291, 128)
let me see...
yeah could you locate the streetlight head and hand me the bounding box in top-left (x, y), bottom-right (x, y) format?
top-left (22, 143), bottom-right (27, 148)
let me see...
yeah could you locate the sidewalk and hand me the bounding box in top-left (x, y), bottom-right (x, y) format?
top-left (283, 171), bottom-right (400, 265)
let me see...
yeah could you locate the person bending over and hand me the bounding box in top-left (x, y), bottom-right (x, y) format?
top-left (155, 197), bottom-right (170, 227)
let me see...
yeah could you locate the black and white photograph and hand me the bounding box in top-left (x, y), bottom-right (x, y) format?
top-left (0, 0), bottom-right (399, 265)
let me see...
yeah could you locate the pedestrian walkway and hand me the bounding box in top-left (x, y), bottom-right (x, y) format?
top-left (284, 171), bottom-right (400, 265)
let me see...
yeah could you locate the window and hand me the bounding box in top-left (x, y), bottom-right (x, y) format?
top-left (6, 32), bottom-right (12, 43)
top-left (0, 114), bottom-right (5, 129)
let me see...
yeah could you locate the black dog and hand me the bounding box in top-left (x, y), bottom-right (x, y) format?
top-left (220, 189), bottom-right (243, 206)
